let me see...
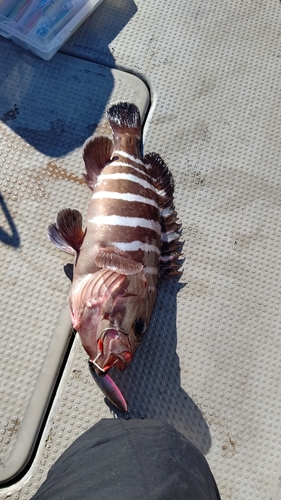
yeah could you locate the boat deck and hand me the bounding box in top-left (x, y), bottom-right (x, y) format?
top-left (1, 1), bottom-right (281, 498)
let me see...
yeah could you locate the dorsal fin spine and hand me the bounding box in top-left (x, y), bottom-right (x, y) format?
top-left (143, 152), bottom-right (182, 277)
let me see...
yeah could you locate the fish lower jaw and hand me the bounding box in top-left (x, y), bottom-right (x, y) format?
top-left (94, 328), bottom-right (133, 372)
top-left (91, 352), bottom-right (130, 375)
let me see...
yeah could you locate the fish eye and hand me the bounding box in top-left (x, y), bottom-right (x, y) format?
top-left (134, 318), bottom-right (146, 337)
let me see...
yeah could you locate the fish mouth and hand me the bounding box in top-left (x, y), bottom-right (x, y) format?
top-left (90, 328), bottom-right (133, 375)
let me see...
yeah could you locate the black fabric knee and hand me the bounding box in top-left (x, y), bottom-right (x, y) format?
top-left (32, 419), bottom-right (221, 500)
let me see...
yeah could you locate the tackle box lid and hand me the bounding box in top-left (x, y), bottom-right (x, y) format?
top-left (0, 0), bottom-right (104, 60)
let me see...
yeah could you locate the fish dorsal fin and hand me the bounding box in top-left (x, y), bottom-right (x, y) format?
top-left (48, 208), bottom-right (85, 254)
top-left (95, 247), bottom-right (143, 275)
top-left (143, 152), bottom-right (174, 209)
top-left (83, 136), bottom-right (114, 189)
top-left (143, 152), bottom-right (182, 277)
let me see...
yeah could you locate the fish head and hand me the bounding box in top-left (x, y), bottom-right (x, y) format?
top-left (69, 269), bottom-right (156, 376)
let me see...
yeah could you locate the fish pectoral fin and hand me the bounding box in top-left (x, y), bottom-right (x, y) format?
top-left (95, 247), bottom-right (143, 275)
top-left (47, 223), bottom-right (76, 255)
top-left (83, 136), bottom-right (114, 189)
top-left (53, 208), bottom-right (85, 254)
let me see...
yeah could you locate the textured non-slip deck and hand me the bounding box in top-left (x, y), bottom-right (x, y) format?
top-left (1, 0), bottom-right (281, 498)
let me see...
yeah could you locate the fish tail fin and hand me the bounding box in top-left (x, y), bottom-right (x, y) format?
top-left (107, 102), bottom-right (141, 139)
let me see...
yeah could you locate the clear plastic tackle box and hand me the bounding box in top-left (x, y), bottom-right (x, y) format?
top-left (0, 0), bottom-right (104, 60)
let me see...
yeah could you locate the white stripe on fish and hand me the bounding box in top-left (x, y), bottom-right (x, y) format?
top-left (89, 215), bottom-right (161, 233)
top-left (96, 173), bottom-right (165, 196)
top-left (111, 241), bottom-right (161, 254)
top-left (97, 172), bottom-right (167, 198)
top-left (114, 150), bottom-right (144, 165)
top-left (91, 191), bottom-right (159, 209)
top-left (109, 161), bottom-right (152, 179)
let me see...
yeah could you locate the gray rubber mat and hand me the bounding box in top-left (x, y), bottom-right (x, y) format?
top-left (0, 38), bottom-right (149, 485)
top-left (1, 0), bottom-right (281, 498)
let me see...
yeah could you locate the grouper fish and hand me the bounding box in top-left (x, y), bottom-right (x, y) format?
top-left (48, 102), bottom-right (181, 411)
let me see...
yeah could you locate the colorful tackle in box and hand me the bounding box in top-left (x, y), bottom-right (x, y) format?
top-left (0, 0), bottom-right (104, 60)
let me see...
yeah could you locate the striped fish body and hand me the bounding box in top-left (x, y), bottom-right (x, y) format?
top-left (48, 102), bottom-right (181, 388)
top-left (77, 150), bottom-right (161, 284)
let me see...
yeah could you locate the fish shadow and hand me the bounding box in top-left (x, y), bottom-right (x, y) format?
top-left (107, 278), bottom-right (212, 455)
top-left (0, 191), bottom-right (20, 247)
top-left (0, 0), bottom-right (138, 157)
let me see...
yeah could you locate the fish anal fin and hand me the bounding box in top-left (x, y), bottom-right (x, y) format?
top-left (95, 247), bottom-right (143, 275)
top-left (47, 223), bottom-right (75, 255)
top-left (56, 208), bottom-right (85, 253)
top-left (83, 136), bottom-right (114, 189)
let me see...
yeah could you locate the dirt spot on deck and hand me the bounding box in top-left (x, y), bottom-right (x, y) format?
top-left (43, 161), bottom-right (85, 185)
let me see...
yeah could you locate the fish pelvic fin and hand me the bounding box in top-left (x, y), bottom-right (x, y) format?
top-left (107, 102), bottom-right (141, 139)
top-left (48, 208), bottom-right (85, 255)
top-left (95, 247), bottom-right (143, 275)
top-left (143, 152), bottom-right (183, 277)
top-left (83, 136), bottom-right (114, 189)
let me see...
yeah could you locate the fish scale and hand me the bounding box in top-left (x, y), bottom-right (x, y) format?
top-left (48, 102), bottom-right (181, 411)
